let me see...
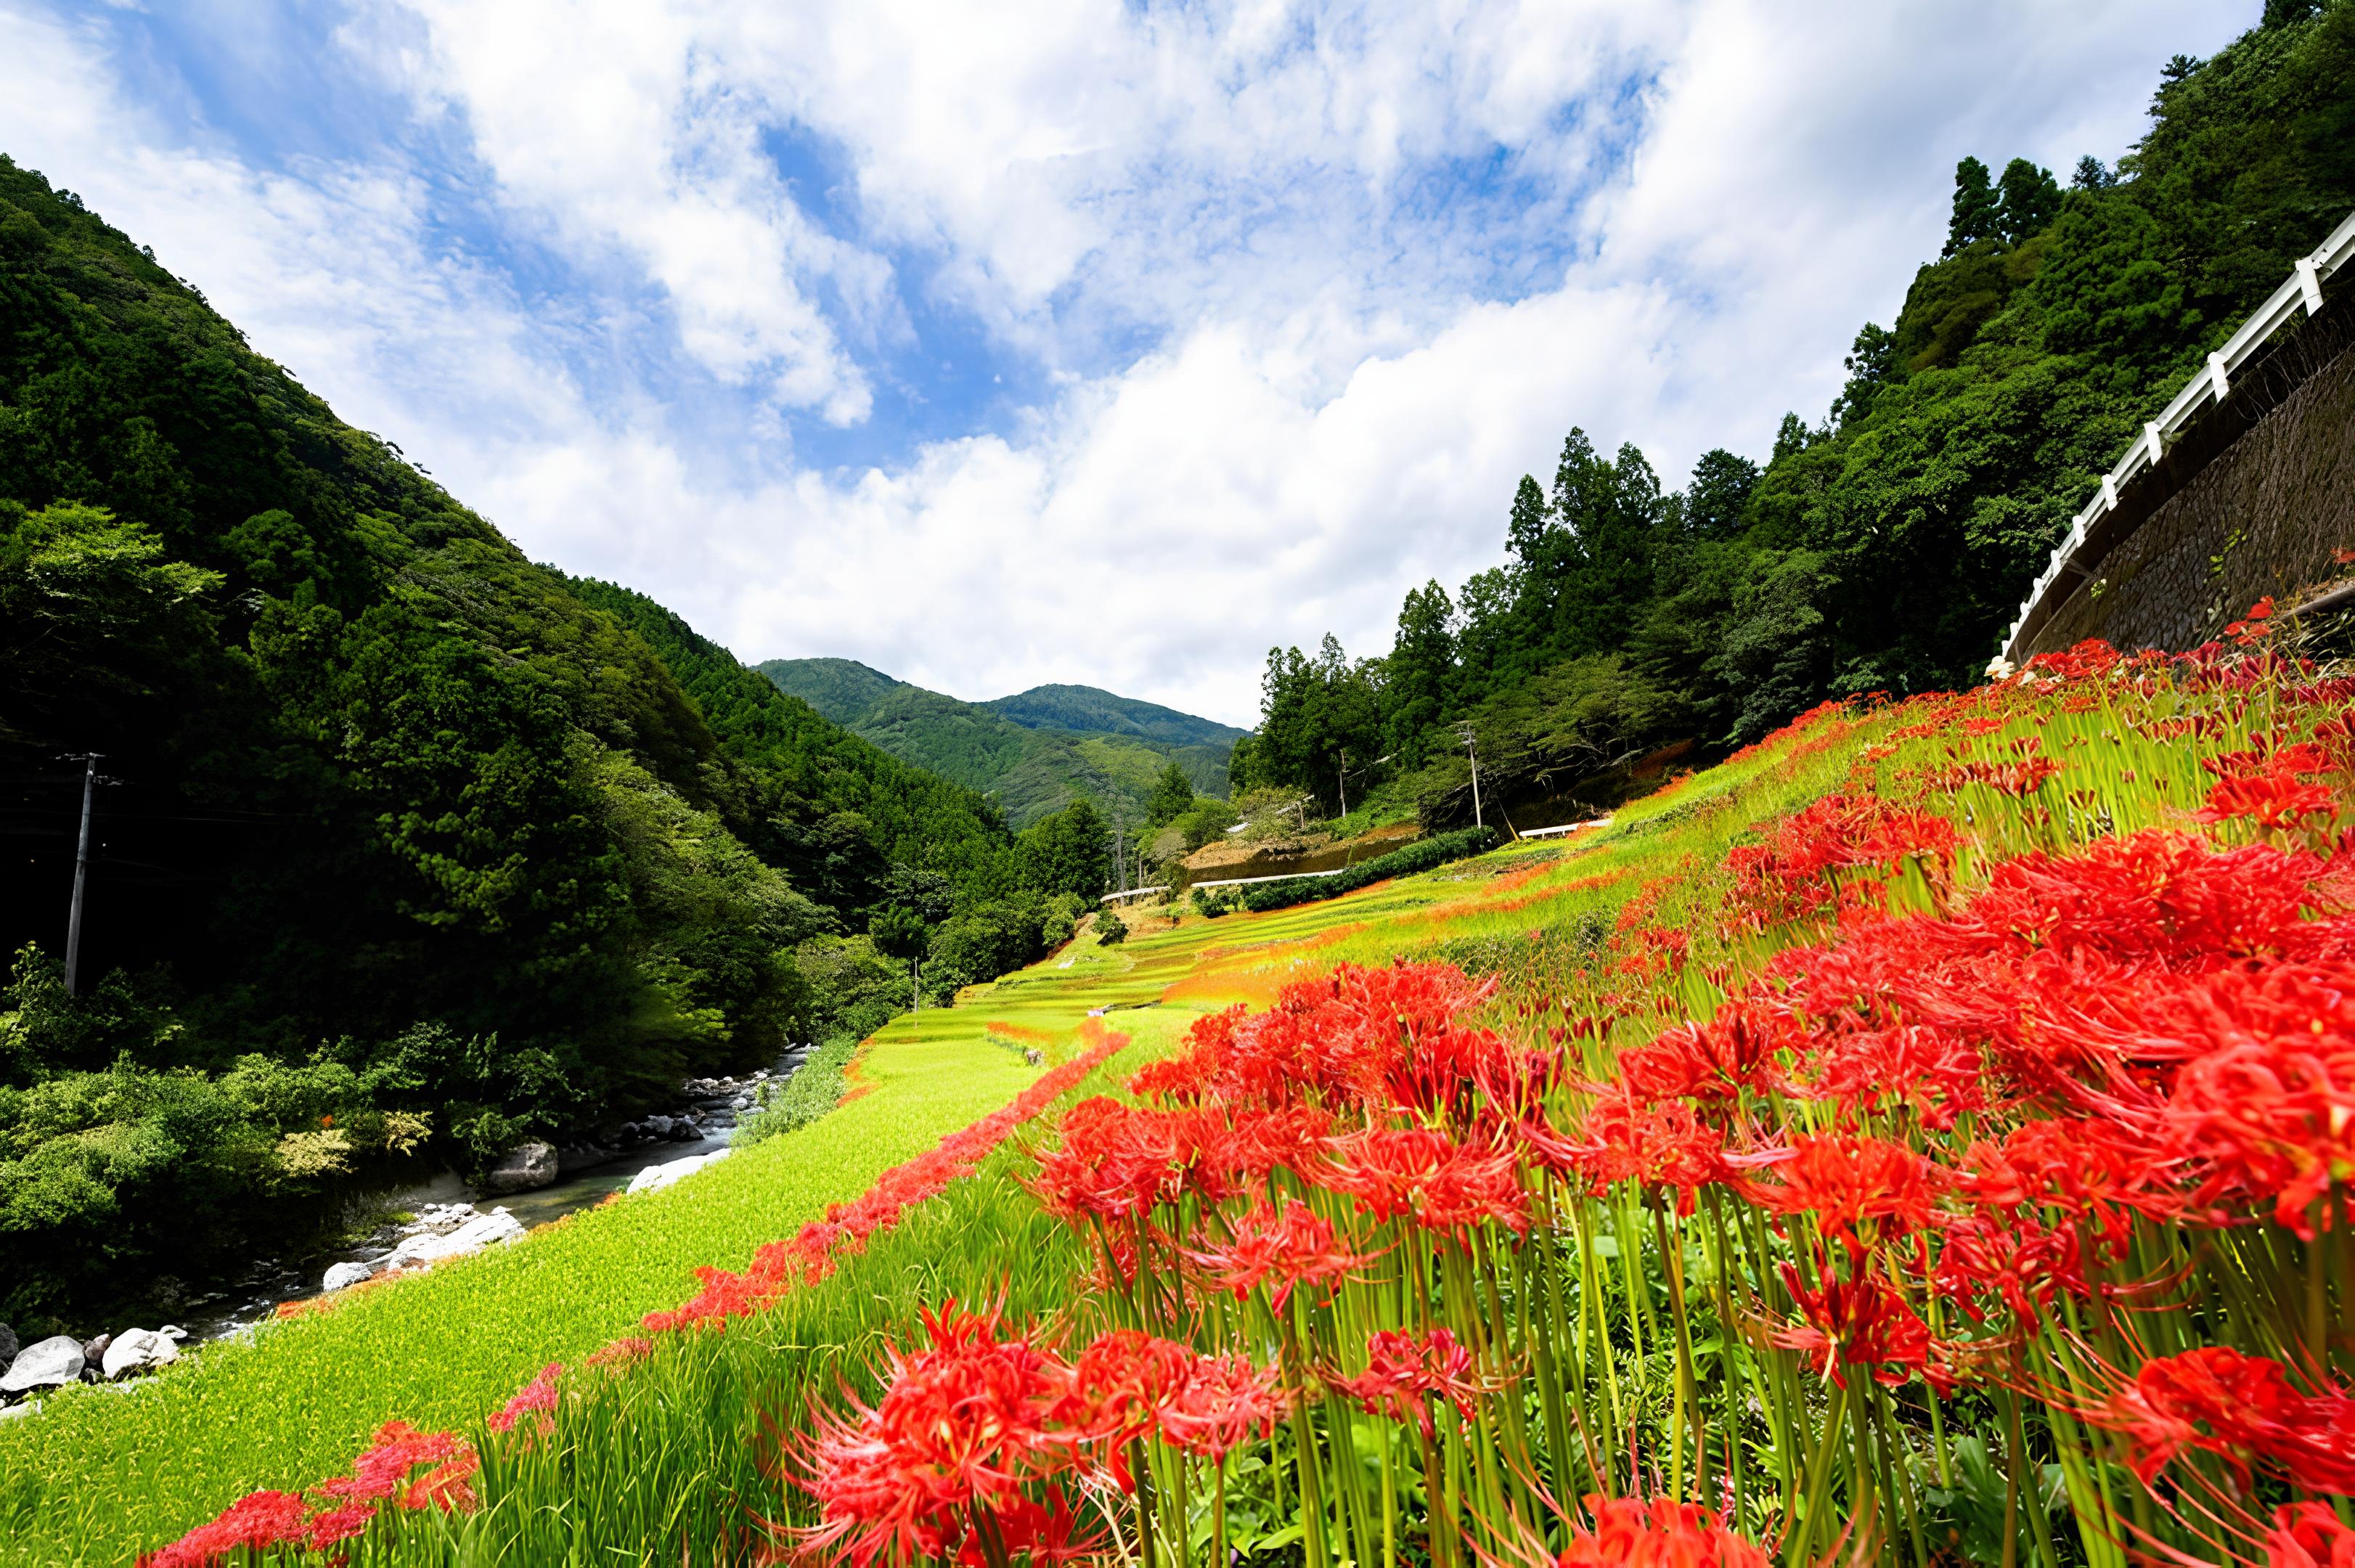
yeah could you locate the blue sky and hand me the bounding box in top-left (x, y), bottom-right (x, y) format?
top-left (1, 0), bottom-right (2257, 723)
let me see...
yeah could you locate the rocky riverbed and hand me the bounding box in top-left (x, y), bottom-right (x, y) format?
top-left (0, 1057), bottom-right (803, 1418)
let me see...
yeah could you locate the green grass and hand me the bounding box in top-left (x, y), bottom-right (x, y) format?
top-left (0, 1024), bottom-right (1047, 1567)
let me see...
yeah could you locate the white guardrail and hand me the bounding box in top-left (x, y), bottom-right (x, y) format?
top-left (1997, 207), bottom-right (2355, 669)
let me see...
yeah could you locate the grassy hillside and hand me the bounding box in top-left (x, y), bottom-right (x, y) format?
top-left (44, 637), bottom-right (2354, 1568)
top-left (759, 658), bottom-right (1233, 827)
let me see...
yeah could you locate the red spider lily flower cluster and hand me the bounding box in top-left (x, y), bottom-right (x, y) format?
top-left (487, 1361), bottom-right (563, 1440)
top-left (1327, 1327), bottom-right (1486, 1439)
top-left (2199, 738), bottom-right (2339, 830)
top-left (2086, 1346), bottom-right (2355, 1494)
top-left (1723, 793), bottom-right (1959, 930)
top-left (141, 1420), bottom-right (478, 1567)
top-left (647, 1030), bottom-right (1130, 1334)
top-left (1553, 1495), bottom-right (1773, 1568)
top-left (1033, 965), bottom-right (1552, 1274)
top-left (791, 1301), bottom-right (1284, 1567)
top-left (1771, 1271), bottom-right (1946, 1392)
top-left (2266, 1504), bottom-right (2355, 1568)
top-left (1183, 1196), bottom-right (1371, 1307)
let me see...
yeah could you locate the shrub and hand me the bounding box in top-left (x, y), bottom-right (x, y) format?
top-left (731, 1034), bottom-right (860, 1148)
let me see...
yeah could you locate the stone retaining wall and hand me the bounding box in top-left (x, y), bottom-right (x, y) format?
top-left (2026, 293), bottom-right (2355, 657)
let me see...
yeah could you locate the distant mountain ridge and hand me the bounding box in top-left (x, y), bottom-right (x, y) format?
top-left (757, 659), bottom-right (1235, 828)
top-left (986, 684), bottom-right (1245, 746)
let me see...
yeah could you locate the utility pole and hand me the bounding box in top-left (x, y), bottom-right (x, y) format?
top-left (1457, 726), bottom-right (1484, 830)
top-left (1114, 814), bottom-right (1128, 895)
top-left (63, 753), bottom-right (101, 997)
top-left (1336, 751), bottom-right (1347, 820)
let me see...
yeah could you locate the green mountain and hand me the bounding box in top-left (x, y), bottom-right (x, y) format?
top-left (987, 683), bottom-right (1246, 747)
top-left (0, 154), bottom-right (1086, 1329)
top-left (759, 656), bottom-right (909, 726)
top-left (759, 660), bottom-right (1233, 828)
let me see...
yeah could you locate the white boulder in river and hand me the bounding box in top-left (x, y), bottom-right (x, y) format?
top-left (385, 1207), bottom-right (527, 1269)
top-left (1, 1336), bottom-right (84, 1395)
top-left (321, 1259), bottom-right (378, 1293)
top-left (626, 1148), bottom-right (730, 1195)
top-left (481, 1140), bottom-right (558, 1196)
top-left (102, 1328), bottom-right (182, 1381)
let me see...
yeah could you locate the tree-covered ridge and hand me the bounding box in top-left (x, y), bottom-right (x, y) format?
top-left (984, 684), bottom-right (1247, 747)
top-left (750, 656), bottom-right (909, 726)
top-left (566, 580), bottom-right (1018, 909)
top-left (757, 658), bottom-right (1233, 828)
top-left (0, 152), bottom-right (1114, 1331)
top-left (1238, 2), bottom-right (2355, 822)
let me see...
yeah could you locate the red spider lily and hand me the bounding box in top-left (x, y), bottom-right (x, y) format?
top-left (1329, 1327), bottom-right (1485, 1438)
top-left (1153, 1350), bottom-right (1289, 1460)
top-left (2089, 1347), bottom-right (2355, 1494)
top-left (1798, 1023), bottom-right (1987, 1130)
top-left (1773, 1269), bottom-right (1947, 1391)
top-left (1027, 1098), bottom-right (1249, 1224)
top-left (2200, 769), bottom-right (2339, 831)
top-left (793, 1301), bottom-right (1092, 1568)
top-left (137, 1422), bottom-right (479, 1564)
top-left (317, 1419), bottom-right (480, 1513)
top-left (1725, 793), bottom-right (1958, 931)
top-left (1927, 755), bottom-right (2065, 797)
top-left (488, 1361), bottom-right (562, 1440)
top-left (1532, 1095), bottom-right (1757, 1216)
top-left (1952, 1118), bottom-right (2185, 1255)
top-left (1182, 1196), bottom-right (1371, 1309)
top-left (1050, 1328), bottom-right (1289, 1463)
top-left (1554, 1494), bottom-right (1773, 1567)
top-left (1935, 832), bottom-right (2330, 966)
top-left (1127, 1046), bottom-right (1219, 1103)
top-left (1742, 1135), bottom-right (1947, 1259)
top-left (1382, 1017), bottom-right (1561, 1126)
top-left (1052, 1328), bottom-right (1198, 1448)
top-left (1132, 963), bottom-right (1513, 1121)
top-left (2265, 1503), bottom-right (2355, 1568)
top-left (138, 1490), bottom-right (314, 1568)
top-left (1616, 998), bottom-right (1795, 1108)
top-left (650, 1035), bottom-right (1128, 1334)
top-left (1931, 1208), bottom-right (2093, 1322)
top-left (2024, 640), bottom-right (2126, 683)
top-left (2147, 963), bottom-right (2355, 1235)
top-left (1316, 1126), bottom-right (1531, 1238)
top-left (2225, 596), bottom-right (2277, 645)
top-left (303, 1500), bottom-right (378, 1549)
top-left (586, 1336), bottom-right (653, 1368)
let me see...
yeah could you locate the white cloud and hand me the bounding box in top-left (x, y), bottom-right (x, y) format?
top-left (2, 0), bottom-right (2265, 728)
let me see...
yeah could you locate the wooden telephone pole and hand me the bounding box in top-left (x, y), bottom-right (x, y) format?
top-left (62, 753), bottom-right (101, 997)
top-left (1455, 727), bottom-right (1483, 830)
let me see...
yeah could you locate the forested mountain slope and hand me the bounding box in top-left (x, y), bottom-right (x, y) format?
top-left (987, 683), bottom-right (1246, 747)
top-left (1236, 1), bottom-right (2355, 824)
top-left (758, 658), bottom-right (1233, 827)
top-left (0, 155), bottom-right (1086, 1331)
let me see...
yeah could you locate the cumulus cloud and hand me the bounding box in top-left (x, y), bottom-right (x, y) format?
top-left (1, 0), bottom-right (2261, 725)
